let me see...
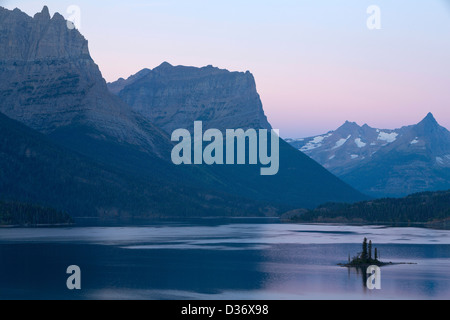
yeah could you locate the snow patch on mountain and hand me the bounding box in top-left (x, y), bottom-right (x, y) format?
top-left (332, 135), bottom-right (351, 150)
top-left (300, 134), bottom-right (333, 152)
top-left (354, 138), bottom-right (367, 148)
top-left (377, 132), bottom-right (398, 143)
top-left (300, 136), bottom-right (325, 152)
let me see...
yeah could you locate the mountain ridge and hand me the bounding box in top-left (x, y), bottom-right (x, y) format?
top-left (0, 109), bottom-right (275, 218)
top-left (108, 62), bottom-right (272, 133)
top-left (286, 113), bottom-right (450, 197)
top-left (107, 61), bottom-right (368, 207)
top-left (0, 6), bottom-right (368, 215)
top-left (0, 6), bottom-right (171, 159)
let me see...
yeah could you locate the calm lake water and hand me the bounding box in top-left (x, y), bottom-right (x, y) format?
top-left (0, 219), bottom-right (449, 300)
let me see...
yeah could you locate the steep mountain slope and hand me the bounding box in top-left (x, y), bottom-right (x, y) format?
top-left (0, 6), bottom-right (170, 159)
top-left (287, 113), bottom-right (450, 197)
top-left (0, 110), bottom-right (268, 217)
top-left (108, 68), bottom-right (152, 95)
top-left (109, 64), bottom-right (367, 208)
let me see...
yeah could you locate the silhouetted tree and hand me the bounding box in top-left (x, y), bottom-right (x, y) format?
top-left (362, 238), bottom-right (368, 262)
top-left (369, 240), bottom-right (373, 261)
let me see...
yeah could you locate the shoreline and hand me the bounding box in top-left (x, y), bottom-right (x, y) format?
top-left (281, 219), bottom-right (450, 230)
top-left (338, 262), bottom-right (417, 268)
top-left (0, 223), bottom-right (75, 228)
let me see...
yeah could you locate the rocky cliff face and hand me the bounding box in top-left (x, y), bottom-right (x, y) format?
top-left (0, 6), bottom-right (170, 157)
top-left (108, 62), bottom-right (272, 133)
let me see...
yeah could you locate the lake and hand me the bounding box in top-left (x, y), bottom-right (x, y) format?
top-left (0, 219), bottom-right (449, 300)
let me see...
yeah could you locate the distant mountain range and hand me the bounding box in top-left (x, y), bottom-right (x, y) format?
top-left (0, 6), bottom-right (366, 218)
top-left (286, 113), bottom-right (450, 197)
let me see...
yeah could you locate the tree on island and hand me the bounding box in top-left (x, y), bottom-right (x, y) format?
top-left (362, 238), bottom-right (368, 261)
top-left (345, 238), bottom-right (385, 267)
top-left (341, 238), bottom-right (413, 268)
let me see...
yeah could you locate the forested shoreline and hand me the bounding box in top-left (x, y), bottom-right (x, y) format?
top-left (0, 201), bottom-right (73, 226)
top-left (282, 190), bottom-right (450, 226)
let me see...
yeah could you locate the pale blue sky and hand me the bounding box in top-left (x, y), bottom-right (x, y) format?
top-left (2, 0), bottom-right (450, 137)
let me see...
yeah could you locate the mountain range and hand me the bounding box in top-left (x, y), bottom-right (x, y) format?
top-left (0, 6), bottom-right (366, 218)
top-left (286, 113), bottom-right (450, 197)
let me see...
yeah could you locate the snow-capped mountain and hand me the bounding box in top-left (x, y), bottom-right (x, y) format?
top-left (286, 113), bottom-right (450, 197)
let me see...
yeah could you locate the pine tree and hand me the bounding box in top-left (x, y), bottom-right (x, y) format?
top-left (362, 238), bottom-right (368, 262)
top-left (369, 240), bottom-right (373, 261)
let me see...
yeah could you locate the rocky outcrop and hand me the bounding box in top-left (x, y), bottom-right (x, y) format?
top-left (108, 62), bottom-right (272, 133)
top-left (0, 6), bottom-right (170, 157)
top-left (108, 68), bottom-right (151, 95)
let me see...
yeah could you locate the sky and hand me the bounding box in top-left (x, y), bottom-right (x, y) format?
top-left (2, 0), bottom-right (450, 137)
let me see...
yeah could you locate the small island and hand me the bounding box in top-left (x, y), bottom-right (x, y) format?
top-left (338, 238), bottom-right (415, 268)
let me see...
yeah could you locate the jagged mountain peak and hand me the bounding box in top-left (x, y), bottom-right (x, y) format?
top-left (33, 6), bottom-right (50, 20)
top-left (337, 120), bottom-right (361, 131)
top-left (156, 61), bottom-right (174, 69)
top-left (0, 6), bottom-right (90, 61)
top-left (417, 112), bottom-right (440, 127)
top-left (0, 6), bottom-right (171, 158)
top-left (286, 113), bottom-right (450, 197)
top-left (52, 11), bottom-right (66, 22)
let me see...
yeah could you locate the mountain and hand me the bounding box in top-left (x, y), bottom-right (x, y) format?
top-left (286, 113), bottom-right (450, 197)
top-left (108, 63), bottom-right (272, 133)
top-left (0, 6), bottom-right (366, 213)
top-left (108, 68), bottom-right (152, 95)
top-left (0, 6), bottom-right (272, 217)
top-left (109, 64), bottom-right (367, 208)
top-left (0, 110), bottom-right (269, 218)
top-left (0, 6), bottom-right (171, 160)
top-left (282, 190), bottom-right (450, 227)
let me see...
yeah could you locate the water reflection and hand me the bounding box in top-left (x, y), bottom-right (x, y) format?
top-left (0, 221), bottom-right (449, 299)
top-left (347, 266), bottom-right (369, 290)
